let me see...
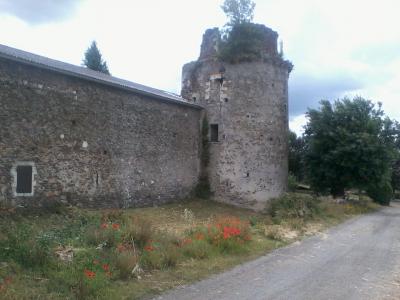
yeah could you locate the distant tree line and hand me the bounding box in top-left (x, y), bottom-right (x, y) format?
top-left (289, 96), bottom-right (400, 205)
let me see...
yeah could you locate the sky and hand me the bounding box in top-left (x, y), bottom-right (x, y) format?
top-left (0, 0), bottom-right (399, 135)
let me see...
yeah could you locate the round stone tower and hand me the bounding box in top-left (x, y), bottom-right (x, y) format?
top-left (182, 27), bottom-right (293, 210)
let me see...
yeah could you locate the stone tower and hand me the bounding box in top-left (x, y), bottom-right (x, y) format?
top-left (182, 26), bottom-right (293, 210)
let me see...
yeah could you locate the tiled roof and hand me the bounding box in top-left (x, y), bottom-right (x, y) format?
top-left (0, 44), bottom-right (201, 109)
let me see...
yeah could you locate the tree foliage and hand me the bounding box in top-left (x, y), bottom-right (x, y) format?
top-left (82, 41), bottom-right (110, 75)
top-left (289, 130), bottom-right (306, 182)
top-left (304, 97), bottom-right (399, 203)
top-left (221, 0), bottom-right (255, 26)
top-left (219, 23), bottom-right (273, 63)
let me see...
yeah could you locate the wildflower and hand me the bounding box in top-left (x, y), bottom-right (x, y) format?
top-left (144, 245), bottom-right (154, 252)
top-left (84, 269), bottom-right (96, 279)
top-left (181, 238), bottom-right (192, 246)
top-left (106, 271), bottom-right (112, 277)
top-left (112, 223), bottom-right (120, 230)
top-left (101, 223), bottom-right (108, 229)
top-left (195, 233), bottom-right (205, 240)
top-left (223, 226), bottom-right (241, 239)
top-left (93, 259), bottom-right (100, 265)
top-left (102, 264), bottom-right (110, 271)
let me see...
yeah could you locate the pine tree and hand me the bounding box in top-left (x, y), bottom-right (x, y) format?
top-left (82, 41), bottom-right (110, 75)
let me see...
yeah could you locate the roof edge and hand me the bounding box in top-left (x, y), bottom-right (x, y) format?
top-left (0, 45), bottom-right (202, 110)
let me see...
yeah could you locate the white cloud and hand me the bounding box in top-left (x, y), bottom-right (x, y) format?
top-left (289, 114), bottom-right (307, 136)
top-left (0, 0), bottom-right (81, 24)
top-left (0, 0), bottom-right (399, 121)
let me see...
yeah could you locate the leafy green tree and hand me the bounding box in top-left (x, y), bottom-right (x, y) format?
top-left (304, 97), bottom-right (398, 203)
top-left (289, 130), bottom-right (306, 182)
top-left (82, 41), bottom-right (110, 75)
top-left (221, 0), bottom-right (255, 26)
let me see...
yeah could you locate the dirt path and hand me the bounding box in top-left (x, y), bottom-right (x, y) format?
top-left (155, 202), bottom-right (400, 300)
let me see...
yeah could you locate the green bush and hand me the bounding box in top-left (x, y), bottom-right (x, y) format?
top-left (0, 224), bottom-right (54, 269)
top-left (267, 193), bottom-right (321, 220)
top-left (114, 250), bottom-right (139, 279)
top-left (140, 237), bottom-right (181, 270)
top-left (183, 239), bottom-right (213, 259)
top-left (367, 181), bottom-right (393, 205)
top-left (85, 224), bottom-right (121, 248)
top-left (122, 217), bottom-right (154, 248)
top-left (220, 23), bottom-right (273, 63)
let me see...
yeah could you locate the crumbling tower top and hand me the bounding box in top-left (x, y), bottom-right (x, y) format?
top-left (198, 25), bottom-right (281, 62)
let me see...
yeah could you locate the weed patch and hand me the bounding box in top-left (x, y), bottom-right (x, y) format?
top-left (0, 197), bottom-right (379, 299)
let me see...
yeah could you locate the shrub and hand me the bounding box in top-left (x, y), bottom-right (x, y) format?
top-left (114, 249), bottom-right (139, 279)
top-left (0, 224), bottom-right (54, 269)
top-left (85, 223), bottom-right (121, 248)
top-left (140, 239), bottom-right (180, 270)
top-left (367, 181), bottom-right (393, 206)
top-left (122, 217), bottom-right (154, 248)
top-left (220, 23), bottom-right (273, 63)
top-left (182, 239), bottom-right (213, 259)
top-left (267, 193), bottom-right (321, 220)
top-left (187, 217), bottom-right (252, 254)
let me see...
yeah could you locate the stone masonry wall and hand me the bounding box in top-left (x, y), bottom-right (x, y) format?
top-left (0, 58), bottom-right (201, 208)
top-left (182, 27), bottom-right (291, 210)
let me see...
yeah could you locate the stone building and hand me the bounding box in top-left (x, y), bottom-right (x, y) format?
top-left (182, 27), bottom-right (293, 210)
top-left (0, 25), bottom-right (291, 210)
top-left (0, 44), bottom-right (202, 208)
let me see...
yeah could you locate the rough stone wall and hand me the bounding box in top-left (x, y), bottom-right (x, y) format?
top-left (182, 27), bottom-right (292, 210)
top-left (0, 58), bottom-right (201, 208)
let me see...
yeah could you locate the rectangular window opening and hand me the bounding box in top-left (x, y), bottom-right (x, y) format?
top-left (210, 124), bottom-right (219, 142)
top-left (16, 165), bottom-right (33, 194)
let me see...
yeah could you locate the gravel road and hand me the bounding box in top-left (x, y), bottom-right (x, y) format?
top-left (155, 202), bottom-right (400, 300)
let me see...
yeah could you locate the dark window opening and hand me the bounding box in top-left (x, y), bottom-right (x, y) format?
top-left (192, 97), bottom-right (197, 102)
top-left (96, 172), bottom-right (99, 186)
top-left (210, 124), bottom-right (219, 142)
top-left (16, 166), bottom-right (33, 194)
top-left (246, 172), bottom-right (250, 178)
top-left (71, 120), bottom-right (77, 126)
top-left (224, 98), bottom-right (229, 103)
top-left (103, 150), bottom-right (108, 155)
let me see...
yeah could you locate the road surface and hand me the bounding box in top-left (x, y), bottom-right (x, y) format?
top-left (155, 202), bottom-right (400, 300)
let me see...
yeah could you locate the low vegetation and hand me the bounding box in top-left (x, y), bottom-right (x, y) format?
top-left (0, 195), bottom-right (379, 299)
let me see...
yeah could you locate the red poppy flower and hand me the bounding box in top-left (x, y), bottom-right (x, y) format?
top-left (102, 264), bottom-right (110, 271)
top-left (84, 269), bottom-right (96, 279)
top-left (144, 245), bottom-right (154, 251)
top-left (101, 223), bottom-right (108, 229)
top-left (112, 223), bottom-right (120, 230)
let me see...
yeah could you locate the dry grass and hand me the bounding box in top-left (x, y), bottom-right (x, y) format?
top-left (0, 196), bottom-right (379, 299)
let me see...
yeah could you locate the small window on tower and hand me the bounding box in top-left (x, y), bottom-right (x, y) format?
top-left (11, 162), bottom-right (37, 197)
top-left (210, 124), bottom-right (219, 142)
top-left (16, 166), bottom-right (33, 194)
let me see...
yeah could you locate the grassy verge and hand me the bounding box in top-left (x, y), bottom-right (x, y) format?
top-left (0, 194), bottom-right (379, 299)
